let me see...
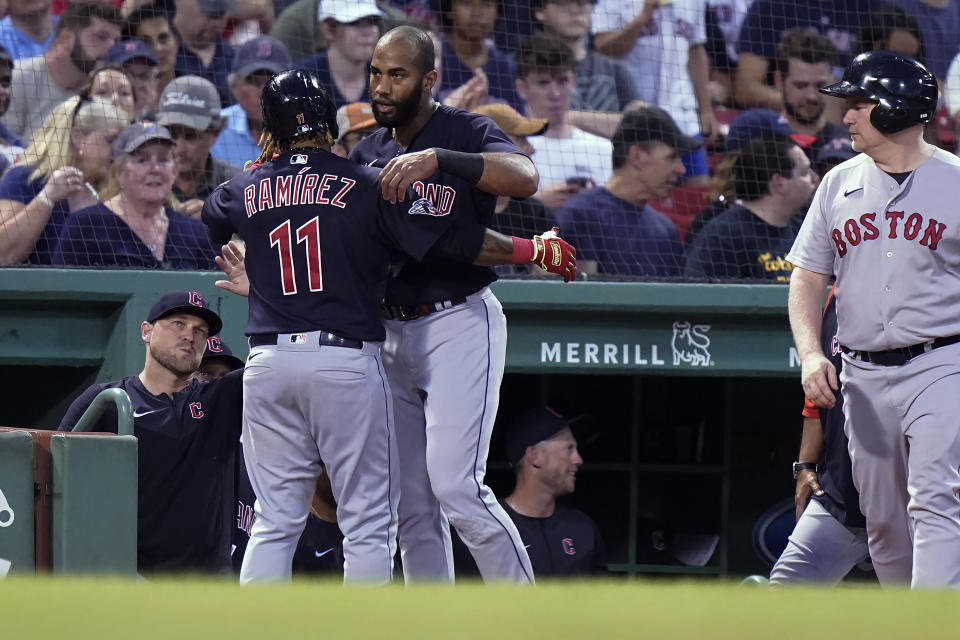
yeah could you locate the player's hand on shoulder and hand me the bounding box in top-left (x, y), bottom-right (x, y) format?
top-left (215, 240), bottom-right (250, 297)
top-left (378, 149), bottom-right (440, 204)
top-left (794, 470), bottom-right (823, 522)
top-left (800, 352), bottom-right (838, 409)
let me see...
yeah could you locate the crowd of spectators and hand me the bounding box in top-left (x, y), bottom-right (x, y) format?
top-left (0, 0), bottom-right (959, 281)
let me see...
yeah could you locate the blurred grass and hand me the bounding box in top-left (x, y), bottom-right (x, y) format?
top-left (1, 576), bottom-right (956, 639)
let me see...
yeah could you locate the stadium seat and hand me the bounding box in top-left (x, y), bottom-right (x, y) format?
top-left (649, 185), bottom-right (713, 242)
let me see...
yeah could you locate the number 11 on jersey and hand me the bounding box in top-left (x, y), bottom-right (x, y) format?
top-left (269, 217), bottom-right (324, 295)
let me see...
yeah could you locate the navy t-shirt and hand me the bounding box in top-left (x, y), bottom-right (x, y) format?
top-left (555, 186), bottom-right (684, 277)
top-left (683, 204), bottom-right (801, 281)
top-left (51, 203), bottom-right (218, 270)
top-left (813, 289), bottom-right (864, 529)
top-left (203, 148), bottom-right (479, 339)
top-left (58, 371), bottom-right (244, 573)
top-left (502, 501), bottom-right (607, 577)
top-left (295, 50), bottom-right (368, 111)
top-left (438, 34), bottom-right (524, 113)
top-left (174, 39), bottom-right (235, 107)
top-left (0, 164), bottom-right (68, 265)
top-left (349, 105), bottom-right (521, 304)
top-left (737, 0), bottom-right (875, 69)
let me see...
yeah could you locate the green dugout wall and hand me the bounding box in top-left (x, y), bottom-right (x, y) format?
top-left (0, 269), bottom-right (808, 578)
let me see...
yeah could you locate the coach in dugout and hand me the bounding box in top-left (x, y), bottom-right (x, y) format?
top-left (58, 291), bottom-right (242, 575)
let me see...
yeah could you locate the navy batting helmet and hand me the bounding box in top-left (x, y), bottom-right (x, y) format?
top-left (819, 50), bottom-right (937, 134)
top-left (261, 69), bottom-right (339, 142)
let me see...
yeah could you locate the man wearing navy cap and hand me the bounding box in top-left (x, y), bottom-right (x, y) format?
top-left (172, 0), bottom-right (236, 106)
top-left (500, 407), bottom-right (607, 577)
top-left (211, 36), bottom-right (292, 169)
top-left (58, 290), bottom-right (244, 575)
top-left (106, 39), bottom-right (160, 117)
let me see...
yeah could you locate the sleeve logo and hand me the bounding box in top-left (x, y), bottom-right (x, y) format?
top-left (408, 197), bottom-right (448, 217)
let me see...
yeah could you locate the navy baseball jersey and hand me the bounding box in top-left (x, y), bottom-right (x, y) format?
top-left (349, 105), bottom-right (522, 305)
top-left (203, 148), bottom-right (483, 339)
top-left (804, 287), bottom-right (865, 529)
top-left (58, 371), bottom-right (243, 573)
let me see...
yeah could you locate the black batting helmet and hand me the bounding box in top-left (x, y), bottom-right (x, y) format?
top-left (819, 50), bottom-right (937, 134)
top-left (261, 69), bottom-right (339, 142)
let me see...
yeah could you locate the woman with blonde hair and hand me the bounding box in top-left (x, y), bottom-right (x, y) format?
top-left (0, 96), bottom-right (131, 264)
top-left (52, 122), bottom-right (217, 270)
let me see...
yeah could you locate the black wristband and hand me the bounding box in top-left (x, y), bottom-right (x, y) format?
top-left (434, 148), bottom-right (484, 185)
top-left (792, 461), bottom-right (820, 479)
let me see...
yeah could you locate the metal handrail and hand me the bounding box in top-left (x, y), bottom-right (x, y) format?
top-left (71, 388), bottom-right (133, 436)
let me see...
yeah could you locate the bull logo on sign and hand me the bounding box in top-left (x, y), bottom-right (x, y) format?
top-left (671, 321), bottom-right (712, 367)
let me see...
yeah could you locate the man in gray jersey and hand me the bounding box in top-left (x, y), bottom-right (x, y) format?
top-left (787, 50), bottom-right (960, 588)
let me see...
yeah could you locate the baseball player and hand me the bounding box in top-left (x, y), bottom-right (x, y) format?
top-left (349, 26), bottom-right (545, 584)
top-left (770, 284), bottom-right (871, 585)
top-left (58, 291), bottom-right (242, 574)
top-left (202, 69), bottom-right (574, 585)
top-left (787, 50), bottom-right (960, 587)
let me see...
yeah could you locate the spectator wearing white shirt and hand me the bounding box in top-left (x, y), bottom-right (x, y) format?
top-left (515, 33), bottom-right (612, 212)
top-left (592, 0), bottom-right (715, 183)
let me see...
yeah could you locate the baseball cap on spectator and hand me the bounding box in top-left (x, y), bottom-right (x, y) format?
top-left (232, 36), bottom-right (292, 79)
top-left (318, 0), bottom-right (384, 23)
top-left (726, 109), bottom-right (816, 152)
top-left (147, 291), bottom-right (223, 336)
top-left (816, 136), bottom-right (857, 166)
top-left (503, 407), bottom-right (595, 466)
top-left (613, 106), bottom-right (703, 156)
top-left (201, 336), bottom-right (244, 370)
top-left (107, 39), bottom-right (157, 66)
top-left (336, 102), bottom-right (377, 141)
top-left (473, 103), bottom-right (548, 137)
top-left (156, 75), bottom-right (223, 131)
top-left (113, 121), bottom-right (175, 156)
top-left (196, 0), bottom-right (237, 15)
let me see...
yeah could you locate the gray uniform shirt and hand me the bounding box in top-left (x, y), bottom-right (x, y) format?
top-left (2, 55), bottom-right (74, 142)
top-left (787, 148), bottom-right (960, 351)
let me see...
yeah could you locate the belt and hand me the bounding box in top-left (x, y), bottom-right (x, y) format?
top-left (841, 335), bottom-right (960, 366)
top-left (382, 297), bottom-right (468, 321)
top-left (249, 331), bottom-right (363, 349)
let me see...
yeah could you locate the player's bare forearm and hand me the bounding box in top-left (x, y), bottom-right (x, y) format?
top-left (788, 268), bottom-right (831, 359)
top-left (798, 416), bottom-right (824, 467)
top-left (472, 228), bottom-right (515, 266)
top-left (475, 153), bottom-right (539, 198)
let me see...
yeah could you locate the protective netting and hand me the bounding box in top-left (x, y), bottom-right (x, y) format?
top-left (0, 0), bottom-right (955, 283)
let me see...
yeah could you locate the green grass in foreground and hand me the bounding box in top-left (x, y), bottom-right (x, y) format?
top-left (1, 576), bottom-right (957, 639)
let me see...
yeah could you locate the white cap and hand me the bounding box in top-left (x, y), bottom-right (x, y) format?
top-left (318, 0), bottom-right (384, 23)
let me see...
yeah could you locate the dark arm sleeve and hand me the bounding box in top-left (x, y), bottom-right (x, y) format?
top-left (614, 59), bottom-right (639, 108)
top-left (209, 367), bottom-right (244, 442)
top-left (202, 184), bottom-right (238, 246)
top-left (375, 192), bottom-right (460, 262)
top-left (57, 384), bottom-right (111, 432)
top-left (592, 519), bottom-right (608, 575)
top-left (425, 219), bottom-right (488, 263)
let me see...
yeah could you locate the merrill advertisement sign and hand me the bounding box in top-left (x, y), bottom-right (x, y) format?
top-left (522, 319), bottom-right (799, 375)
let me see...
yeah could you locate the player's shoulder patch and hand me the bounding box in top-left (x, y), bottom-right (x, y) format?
top-left (408, 197), bottom-right (448, 217)
top-left (291, 153), bottom-right (309, 165)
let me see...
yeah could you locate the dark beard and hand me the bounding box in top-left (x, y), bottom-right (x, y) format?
top-left (783, 98), bottom-right (823, 127)
top-left (70, 37), bottom-right (98, 75)
top-left (150, 343), bottom-right (200, 377)
top-left (372, 78), bottom-right (424, 128)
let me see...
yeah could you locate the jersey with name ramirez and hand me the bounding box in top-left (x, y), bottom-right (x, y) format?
top-left (787, 148), bottom-right (960, 351)
top-left (57, 371), bottom-right (243, 573)
top-left (349, 105), bottom-right (521, 305)
top-left (203, 149), bottom-right (465, 340)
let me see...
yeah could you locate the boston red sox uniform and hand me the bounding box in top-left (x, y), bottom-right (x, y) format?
top-left (788, 147), bottom-right (960, 587)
